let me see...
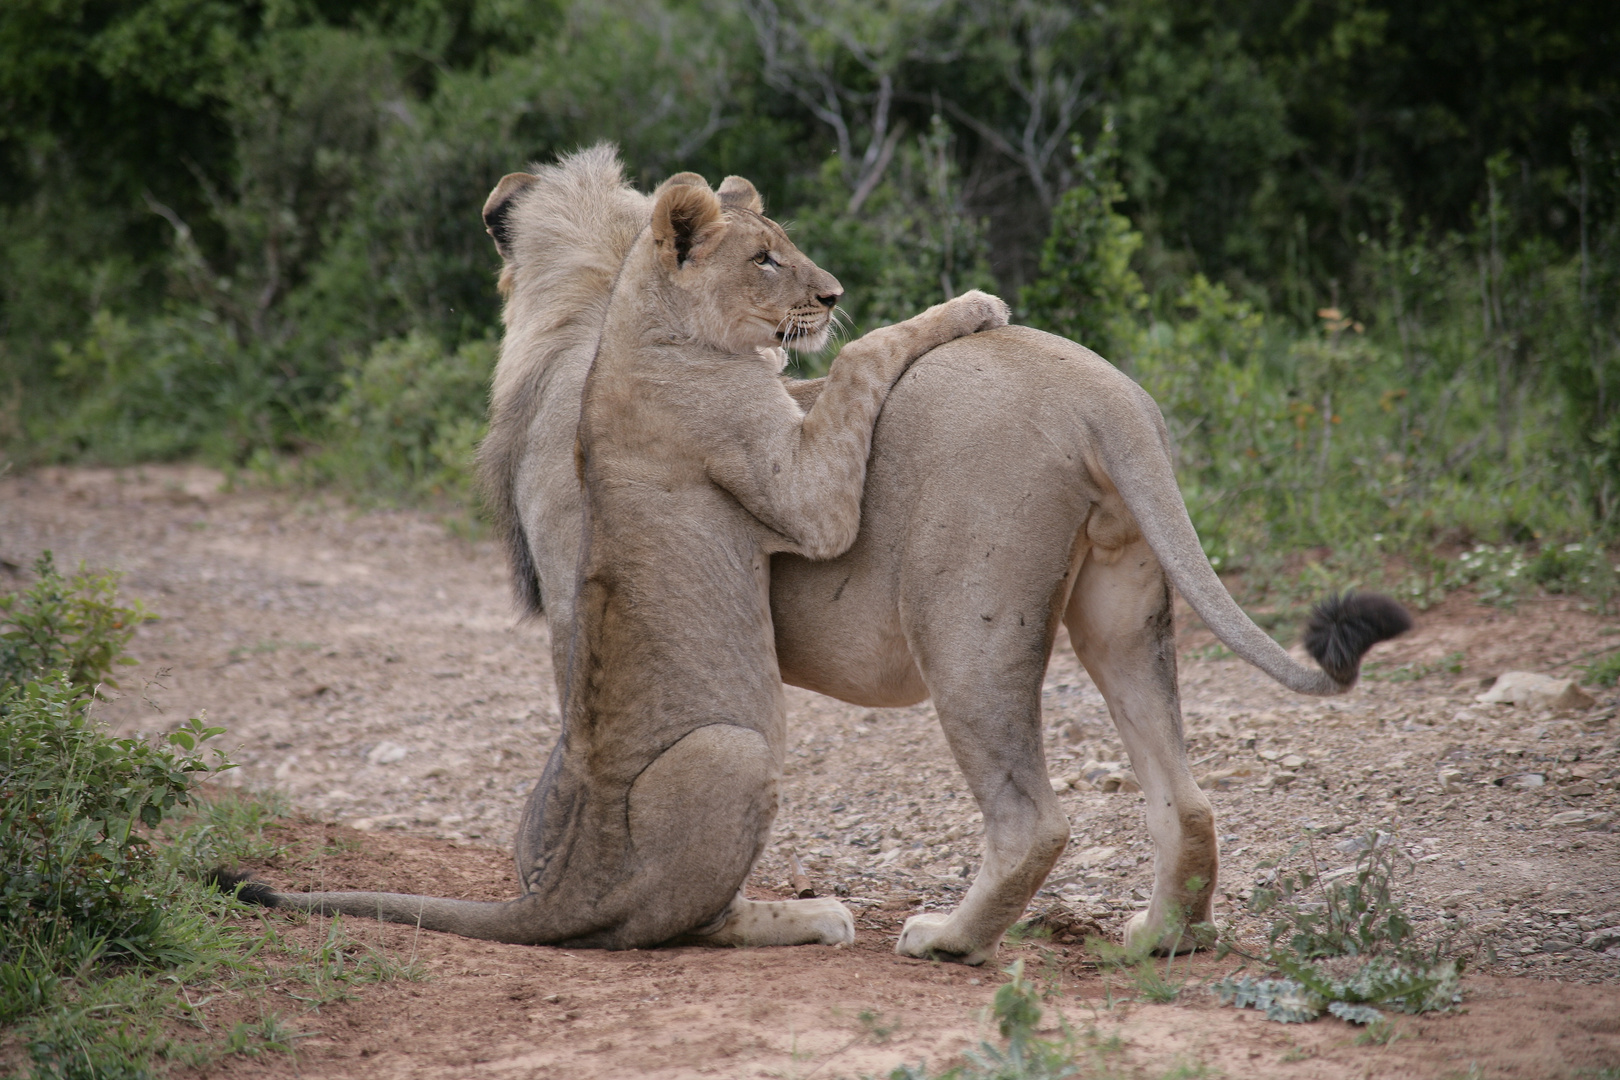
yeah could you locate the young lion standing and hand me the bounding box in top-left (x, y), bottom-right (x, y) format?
top-left (224, 173), bottom-right (1004, 949)
top-left (515, 174), bottom-right (1007, 949)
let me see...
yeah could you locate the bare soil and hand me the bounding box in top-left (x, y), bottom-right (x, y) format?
top-left (4, 464), bottom-right (1618, 1079)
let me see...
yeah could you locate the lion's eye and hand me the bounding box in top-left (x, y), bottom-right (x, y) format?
top-left (753, 251), bottom-right (778, 268)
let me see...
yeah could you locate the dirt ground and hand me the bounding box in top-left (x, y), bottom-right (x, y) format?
top-left (3, 463), bottom-right (1618, 1079)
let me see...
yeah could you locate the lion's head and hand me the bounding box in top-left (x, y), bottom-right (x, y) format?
top-left (646, 174), bottom-right (843, 354)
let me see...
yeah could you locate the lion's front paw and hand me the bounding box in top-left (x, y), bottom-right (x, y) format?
top-left (896, 912), bottom-right (996, 966)
top-left (947, 289), bottom-right (1010, 334)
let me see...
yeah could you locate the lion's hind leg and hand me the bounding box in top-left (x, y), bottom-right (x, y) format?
top-left (1064, 537), bottom-right (1217, 955)
top-left (687, 892), bottom-right (855, 947)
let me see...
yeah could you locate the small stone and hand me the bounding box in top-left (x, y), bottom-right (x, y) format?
top-left (1545, 810), bottom-right (1614, 829)
top-left (1279, 753), bottom-right (1308, 769)
top-left (1496, 772), bottom-right (1546, 789)
top-left (1477, 671), bottom-right (1597, 712)
top-left (366, 741), bottom-right (409, 765)
top-left (1563, 780), bottom-right (1598, 797)
top-left (1258, 749), bottom-right (1282, 762)
top-left (1198, 765), bottom-right (1256, 790)
top-left (1237, 731), bottom-right (1258, 749)
top-left (1265, 771), bottom-right (1298, 790)
top-left (1581, 927), bottom-right (1620, 951)
top-left (1437, 767), bottom-right (1467, 793)
top-left (1438, 890), bottom-right (1477, 911)
top-left (1074, 845), bottom-right (1118, 869)
top-left (1098, 770), bottom-right (1141, 794)
top-left (1050, 776), bottom-right (1071, 793)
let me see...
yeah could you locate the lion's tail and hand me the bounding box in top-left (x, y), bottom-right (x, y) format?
top-left (476, 143), bottom-right (652, 618)
top-left (1091, 367), bottom-right (1411, 695)
top-left (209, 869), bottom-right (589, 945)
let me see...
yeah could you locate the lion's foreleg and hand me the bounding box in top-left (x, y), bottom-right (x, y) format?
top-left (1064, 540), bottom-right (1217, 955)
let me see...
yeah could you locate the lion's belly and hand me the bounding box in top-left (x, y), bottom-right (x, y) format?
top-left (771, 327), bottom-right (1107, 710)
top-left (772, 553), bottom-right (926, 706)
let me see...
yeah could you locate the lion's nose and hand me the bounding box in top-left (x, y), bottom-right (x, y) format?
top-left (817, 290), bottom-right (842, 309)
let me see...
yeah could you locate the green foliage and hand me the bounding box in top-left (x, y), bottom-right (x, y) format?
top-left (310, 332), bottom-right (494, 502)
top-left (3, 0), bottom-right (1618, 554)
top-left (0, 674), bottom-right (231, 965)
top-left (884, 960), bottom-right (1094, 1080)
top-left (1582, 649), bottom-right (1620, 688)
top-left (1213, 826), bottom-right (1465, 1028)
top-left (1021, 130), bottom-right (1147, 360)
top-left (0, 551), bottom-right (148, 696)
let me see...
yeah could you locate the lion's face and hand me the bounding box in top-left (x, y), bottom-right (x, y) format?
top-left (650, 175), bottom-right (843, 355)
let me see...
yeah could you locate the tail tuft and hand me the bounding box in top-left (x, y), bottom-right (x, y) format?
top-left (206, 867), bottom-right (280, 908)
top-left (1303, 592), bottom-right (1413, 685)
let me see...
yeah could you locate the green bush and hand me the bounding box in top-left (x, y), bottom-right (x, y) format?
top-left (0, 551), bottom-right (149, 696)
top-left (310, 331), bottom-right (495, 503)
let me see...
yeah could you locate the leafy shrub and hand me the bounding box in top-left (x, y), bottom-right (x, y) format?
top-left (0, 551), bottom-right (148, 696)
top-left (0, 557), bottom-right (231, 962)
top-left (0, 678), bottom-right (230, 957)
top-left (310, 331), bottom-right (494, 503)
top-left (1213, 827), bottom-right (1464, 1027)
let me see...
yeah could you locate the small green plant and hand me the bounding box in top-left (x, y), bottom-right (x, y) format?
top-left (883, 959), bottom-right (1112, 1079)
top-left (1212, 826), bottom-right (1463, 1028)
top-left (0, 551), bottom-right (150, 697)
top-left (1580, 648), bottom-right (1620, 688)
top-left (0, 555), bottom-right (422, 1077)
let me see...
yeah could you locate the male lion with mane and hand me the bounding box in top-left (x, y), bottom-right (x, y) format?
top-left (230, 146), bottom-right (1408, 964)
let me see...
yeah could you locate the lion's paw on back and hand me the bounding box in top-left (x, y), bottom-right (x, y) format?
top-left (948, 289), bottom-right (1011, 334)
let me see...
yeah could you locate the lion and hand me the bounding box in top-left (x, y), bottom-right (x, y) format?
top-left (474, 146), bottom-right (1409, 963)
top-left (226, 168), bottom-right (1009, 950)
top-left (232, 146), bottom-right (1408, 963)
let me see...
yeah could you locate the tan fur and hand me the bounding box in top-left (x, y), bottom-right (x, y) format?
top-left (250, 147), bottom-right (1388, 961)
top-left (245, 160), bottom-right (1005, 951)
top-left (461, 148), bottom-right (1401, 965)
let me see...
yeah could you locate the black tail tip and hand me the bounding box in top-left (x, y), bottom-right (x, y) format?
top-left (205, 867), bottom-right (280, 908)
top-left (1303, 591), bottom-right (1413, 685)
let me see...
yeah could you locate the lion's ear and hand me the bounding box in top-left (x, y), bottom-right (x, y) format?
top-left (656, 172), bottom-right (708, 191)
top-left (651, 179), bottom-right (724, 270)
top-left (483, 172), bottom-right (537, 260)
top-left (717, 176), bottom-right (764, 214)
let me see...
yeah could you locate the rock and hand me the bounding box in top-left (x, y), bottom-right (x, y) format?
top-left (1582, 926), bottom-right (1620, 951)
top-left (1050, 776), bottom-right (1071, 793)
top-left (366, 741), bottom-right (409, 765)
top-left (1496, 772), bottom-right (1546, 789)
top-left (1476, 671), bottom-right (1596, 712)
top-left (1257, 749), bottom-right (1281, 762)
top-left (1074, 845), bottom-right (1118, 869)
top-left (1438, 890), bottom-right (1478, 911)
top-left (1098, 770), bottom-right (1141, 794)
top-left (1198, 765), bottom-right (1257, 790)
top-left (1563, 780), bottom-right (1598, 797)
top-left (1279, 753), bottom-right (1308, 769)
top-left (1437, 767), bottom-right (1467, 793)
top-left (1237, 731), bottom-right (1258, 749)
top-left (1544, 810), bottom-right (1615, 829)
top-left (1264, 771), bottom-right (1298, 790)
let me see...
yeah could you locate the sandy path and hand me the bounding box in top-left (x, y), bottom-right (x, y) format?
top-left (3, 464), bottom-right (1617, 1078)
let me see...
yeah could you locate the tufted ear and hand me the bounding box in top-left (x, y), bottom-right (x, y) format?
top-left (651, 178), bottom-right (725, 270)
top-left (717, 175), bottom-right (764, 214)
top-left (482, 172), bottom-right (537, 260)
